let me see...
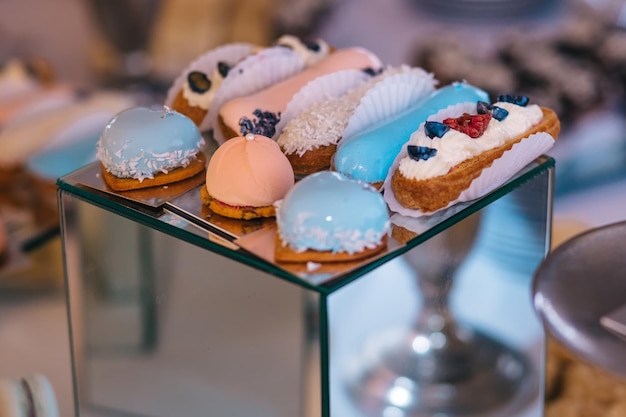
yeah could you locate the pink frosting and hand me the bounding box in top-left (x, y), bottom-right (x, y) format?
top-left (219, 47), bottom-right (382, 137)
top-left (206, 134), bottom-right (295, 207)
top-left (0, 85), bottom-right (75, 126)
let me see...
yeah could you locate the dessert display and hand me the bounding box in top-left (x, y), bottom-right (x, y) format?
top-left (386, 95), bottom-right (560, 213)
top-left (0, 374), bottom-right (59, 417)
top-left (412, 4), bottom-right (626, 129)
top-left (216, 46), bottom-right (383, 141)
top-left (333, 81), bottom-right (489, 188)
top-left (201, 133), bottom-right (294, 219)
top-left (97, 107), bottom-right (206, 191)
top-left (276, 66), bottom-right (434, 176)
top-left (59, 35), bottom-right (560, 270)
top-left (274, 171), bottom-right (389, 263)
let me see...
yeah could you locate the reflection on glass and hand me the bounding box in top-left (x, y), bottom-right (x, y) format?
top-left (61, 194), bottom-right (319, 417)
top-left (342, 167), bottom-right (553, 417)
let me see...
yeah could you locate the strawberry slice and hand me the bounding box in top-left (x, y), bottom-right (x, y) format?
top-left (443, 113), bottom-right (492, 138)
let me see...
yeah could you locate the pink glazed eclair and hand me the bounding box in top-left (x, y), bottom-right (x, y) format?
top-left (217, 47), bottom-right (382, 141)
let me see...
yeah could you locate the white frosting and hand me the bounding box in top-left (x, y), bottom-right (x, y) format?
top-left (181, 67), bottom-right (223, 110)
top-left (398, 102), bottom-right (543, 180)
top-left (276, 35), bottom-right (330, 67)
top-left (278, 65), bottom-right (421, 155)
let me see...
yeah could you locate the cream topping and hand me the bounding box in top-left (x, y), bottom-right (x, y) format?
top-left (276, 35), bottom-right (331, 67)
top-left (181, 67), bottom-right (224, 110)
top-left (398, 102), bottom-right (543, 180)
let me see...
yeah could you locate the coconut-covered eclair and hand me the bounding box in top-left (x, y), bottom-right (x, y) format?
top-left (276, 66), bottom-right (435, 176)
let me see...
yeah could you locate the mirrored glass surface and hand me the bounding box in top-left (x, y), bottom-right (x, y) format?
top-left (61, 194), bottom-right (318, 417)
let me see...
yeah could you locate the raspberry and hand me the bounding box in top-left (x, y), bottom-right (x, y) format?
top-left (443, 113), bottom-right (492, 138)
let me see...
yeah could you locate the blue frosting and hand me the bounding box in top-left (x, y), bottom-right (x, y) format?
top-left (333, 83), bottom-right (490, 183)
top-left (27, 133), bottom-right (99, 179)
top-left (276, 171), bottom-right (389, 254)
top-left (97, 107), bottom-right (203, 180)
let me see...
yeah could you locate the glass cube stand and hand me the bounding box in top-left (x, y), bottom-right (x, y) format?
top-left (57, 155), bottom-right (554, 417)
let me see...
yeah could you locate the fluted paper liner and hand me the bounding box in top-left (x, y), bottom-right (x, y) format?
top-left (341, 70), bottom-right (436, 140)
top-left (390, 201), bottom-right (472, 238)
top-left (272, 69), bottom-right (371, 139)
top-left (208, 46), bottom-right (306, 144)
top-left (165, 43), bottom-right (255, 127)
top-left (384, 131), bottom-right (555, 218)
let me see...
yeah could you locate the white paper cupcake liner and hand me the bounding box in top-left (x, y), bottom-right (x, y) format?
top-left (383, 131), bottom-right (556, 218)
top-left (208, 46), bottom-right (306, 144)
top-left (164, 43), bottom-right (255, 119)
top-left (341, 70), bottom-right (436, 140)
top-left (390, 201), bottom-right (472, 236)
top-left (272, 69), bottom-right (371, 139)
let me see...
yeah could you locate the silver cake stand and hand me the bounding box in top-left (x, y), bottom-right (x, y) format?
top-left (347, 213), bottom-right (536, 416)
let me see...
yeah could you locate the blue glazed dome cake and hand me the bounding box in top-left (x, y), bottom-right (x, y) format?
top-left (274, 171), bottom-right (389, 263)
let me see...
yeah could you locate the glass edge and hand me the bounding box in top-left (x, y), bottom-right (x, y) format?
top-left (323, 156), bottom-right (556, 292)
top-left (58, 157), bottom-right (555, 295)
top-left (57, 177), bottom-right (326, 294)
top-left (319, 294), bottom-right (330, 417)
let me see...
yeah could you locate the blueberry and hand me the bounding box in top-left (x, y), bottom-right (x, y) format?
top-left (477, 101), bottom-right (491, 114)
top-left (302, 39), bottom-right (321, 52)
top-left (491, 106), bottom-right (509, 121)
top-left (407, 145), bottom-right (437, 161)
top-left (217, 61), bottom-right (231, 78)
top-left (187, 71), bottom-right (211, 94)
top-left (238, 109), bottom-right (281, 137)
top-left (239, 117), bottom-right (254, 136)
top-left (424, 121), bottom-right (450, 139)
top-left (497, 94), bottom-right (529, 107)
top-left (477, 101), bottom-right (508, 121)
top-left (362, 67), bottom-right (382, 77)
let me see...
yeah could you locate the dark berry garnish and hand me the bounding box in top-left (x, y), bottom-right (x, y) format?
top-left (239, 109), bottom-right (281, 137)
top-left (477, 101), bottom-right (491, 114)
top-left (187, 71), bottom-right (211, 94)
top-left (239, 118), bottom-right (254, 136)
top-left (443, 113), bottom-right (492, 138)
top-left (497, 94), bottom-right (529, 107)
top-left (407, 145), bottom-right (437, 161)
top-left (424, 121), bottom-right (450, 139)
top-left (217, 61), bottom-right (231, 78)
top-left (477, 101), bottom-right (509, 121)
top-left (302, 39), bottom-right (321, 52)
top-left (362, 67), bottom-right (383, 76)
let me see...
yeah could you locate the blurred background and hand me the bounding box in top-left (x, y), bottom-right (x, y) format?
top-left (1, 0), bottom-right (625, 416)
